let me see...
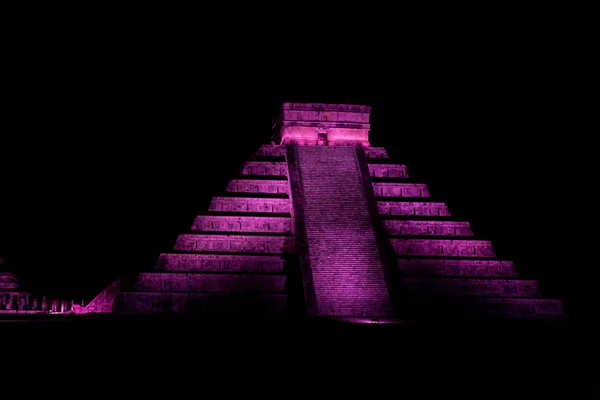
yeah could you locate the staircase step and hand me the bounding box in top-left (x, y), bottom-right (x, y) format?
top-left (378, 201), bottom-right (451, 216)
top-left (119, 292), bottom-right (287, 313)
top-left (241, 161), bottom-right (288, 176)
top-left (135, 272), bottom-right (285, 292)
top-left (397, 259), bottom-right (518, 277)
top-left (174, 234), bottom-right (295, 254)
top-left (192, 215), bottom-right (291, 233)
top-left (391, 239), bottom-right (495, 257)
top-left (372, 182), bottom-right (430, 197)
top-left (209, 197), bottom-right (291, 213)
top-left (368, 163), bottom-right (408, 178)
top-left (383, 220), bottom-right (473, 236)
top-left (227, 179), bottom-right (289, 194)
top-left (155, 253), bottom-right (284, 273)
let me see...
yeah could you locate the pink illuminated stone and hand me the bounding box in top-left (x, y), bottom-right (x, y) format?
top-left (135, 272), bottom-right (286, 292)
top-left (173, 234), bottom-right (295, 254)
top-left (397, 259), bottom-right (518, 277)
top-left (74, 102), bottom-right (564, 321)
top-left (383, 220), bottom-right (473, 236)
top-left (209, 196), bottom-right (291, 213)
top-left (191, 215), bottom-right (292, 233)
top-left (372, 182), bottom-right (430, 197)
top-left (240, 161), bottom-right (288, 176)
top-left (363, 147), bottom-right (389, 159)
top-left (378, 201), bottom-right (451, 216)
top-left (226, 179), bottom-right (289, 194)
top-left (287, 145), bottom-right (392, 317)
top-left (276, 103), bottom-right (372, 146)
top-left (154, 253), bottom-right (284, 273)
top-left (368, 164), bottom-right (409, 178)
top-left (391, 239), bottom-right (495, 257)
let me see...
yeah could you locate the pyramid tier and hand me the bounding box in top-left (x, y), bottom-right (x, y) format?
top-left (383, 220), bottom-right (473, 236)
top-left (391, 239), bottom-right (495, 257)
top-left (155, 253), bottom-right (285, 273)
top-left (118, 292), bottom-right (287, 313)
top-left (378, 201), bottom-right (451, 216)
top-left (209, 196), bottom-right (291, 213)
top-left (173, 234), bottom-right (295, 254)
top-left (226, 179), bottom-right (289, 195)
top-left (252, 145), bottom-right (391, 160)
top-left (191, 215), bottom-right (292, 233)
top-left (241, 161), bottom-right (288, 176)
top-left (368, 163), bottom-right (408, 178)
top-left (397, 259), bottom-right (518, 277)
top-left (135, 272), bottom-right (285, 292)
top-left (372, 182), bottom-right (430, 197)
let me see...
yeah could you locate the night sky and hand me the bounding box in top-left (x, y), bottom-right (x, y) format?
top-left (1, 15), bottom-right (589, 323)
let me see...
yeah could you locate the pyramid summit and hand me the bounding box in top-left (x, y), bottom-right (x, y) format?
top-left (73, 102), bottom-right (564, 323)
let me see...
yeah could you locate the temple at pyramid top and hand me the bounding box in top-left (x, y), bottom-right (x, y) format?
top-left (274, 102), bottom-right (372, 146)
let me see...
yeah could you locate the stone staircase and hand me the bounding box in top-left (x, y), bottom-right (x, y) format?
top-left (287, 145), bottom-right (392, 317)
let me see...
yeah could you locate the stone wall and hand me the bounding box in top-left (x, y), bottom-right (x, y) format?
top-left (378, 201), bottom-right (451, 216)
top-left (209, 197), bottom-right (291, 213)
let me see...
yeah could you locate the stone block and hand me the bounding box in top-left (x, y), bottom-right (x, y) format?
top-left (192, 215), bottom-right (292, 233)
top-left (135, 272), bottom-right (286, 292)
top-left (119, 292), bottom-right (287, 313)
top-left (368, 164), bottom-right (408, 178)
top-left (383, 220), bottom-right (473, 236)
top-left (378, 201), bottom-right (451, 216)
top-left (391, 239), bottom-right (495, 257)
top-left (241, 161), bottom-right (288, 176)
top-left (155, 253), bottom-right (285, 273)
top-left (209, 197), bottom-right (291, 213)
top-left (226, 179), bottom-right (289, 194)
top-left (397, 259), bottom-right (518, 277)
top-left (174, 234), bottom-right (295, 254)
top-left (372, 183), bottom-right (430, 197)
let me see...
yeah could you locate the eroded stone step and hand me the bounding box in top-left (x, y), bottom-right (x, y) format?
top-left (209, 197), bottom-right (291, 213)
top-left (135, 272), bottom-right (286, 293)
top-left (119, 292), bottom-right (287, 313)
top-left (363, 147), bottom-right (389, 159)
top-left (402, 277), bottom-right (540, 297)
top-left (227, 179), bottom-right (289, 194)
top-left (384, 220), bottom-right (473, 236)
top-left (391, 239), bottom-right (495, 257)
top-left (378, 201), bottom-right (451, 216)
top-left (254, 144), bottom-right (286, 157)
top-left (192, 215), bottom-right (291, 233)
top-left (155, 253), bottom-right (285, 273)
top-left (241, 161), bottom-right (288, 176)
top-left (397, 259), bottom-right (518, 277)
top-left (368, 164), bottom-right (408, 178)
top-left (174, 234), bottom-right (295, 254)
top-left (372, 182), bottom-right (430, 197)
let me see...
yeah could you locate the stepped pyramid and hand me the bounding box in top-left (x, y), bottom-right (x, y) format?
top-left (79, 103), bottom-right (564, 322)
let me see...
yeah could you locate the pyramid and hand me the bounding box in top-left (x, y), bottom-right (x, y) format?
top-left (79, 103), bottom-right (564, 322)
